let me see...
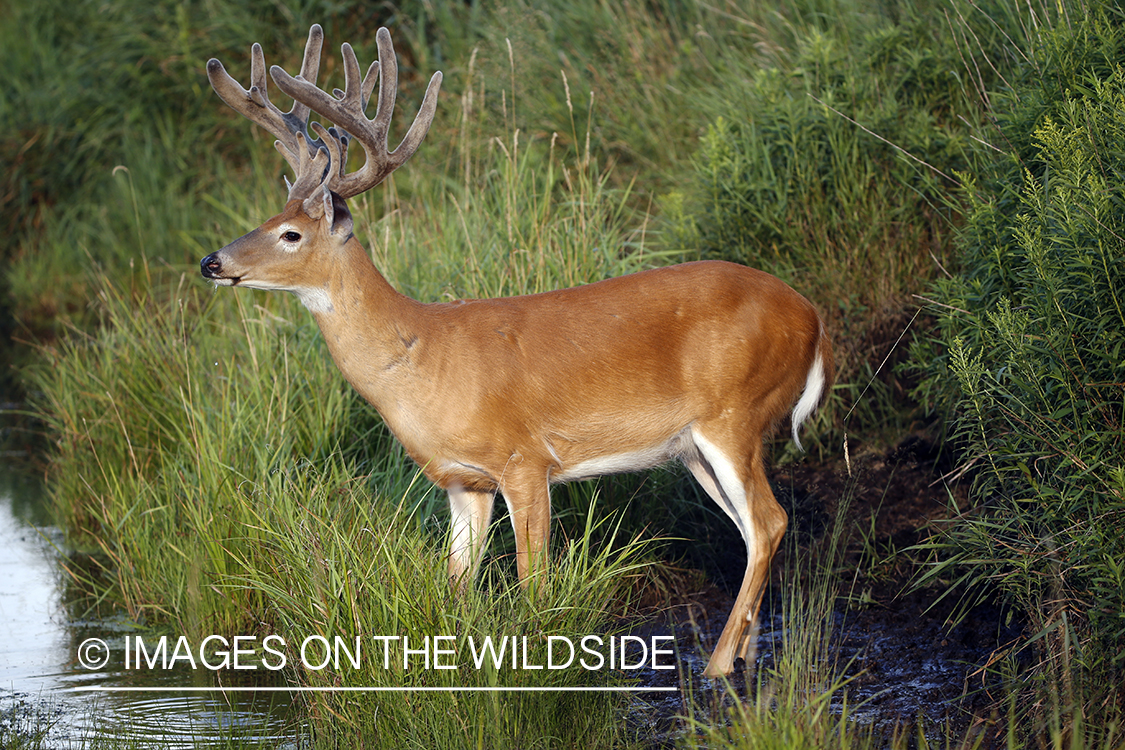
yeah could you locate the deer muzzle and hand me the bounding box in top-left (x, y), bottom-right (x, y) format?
top-left (200, 253), bottom-right (237, 284)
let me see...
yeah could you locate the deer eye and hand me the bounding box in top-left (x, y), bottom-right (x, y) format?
top-left (281, 231), bottom-right (301, 242)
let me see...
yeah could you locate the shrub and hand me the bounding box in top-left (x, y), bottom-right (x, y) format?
top-left (912, 7), bottom-right (1125, 707)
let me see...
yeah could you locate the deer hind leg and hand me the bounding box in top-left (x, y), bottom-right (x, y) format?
top-left (499, 467), bottom-right (553, 588)
top-left (448, 484), bottom-right (496, 591)
top-left (684, 428), bottom-right (788, 678)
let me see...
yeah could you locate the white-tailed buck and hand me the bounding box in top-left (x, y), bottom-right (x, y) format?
top-left (201, 25), bottom-right (833, 677)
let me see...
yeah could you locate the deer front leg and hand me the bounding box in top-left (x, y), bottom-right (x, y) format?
top-left (499, 469), bottom-right (552, 587)
top-left (448, 484), bottom-right (496, 590)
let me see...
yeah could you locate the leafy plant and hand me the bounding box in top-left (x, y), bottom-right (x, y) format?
top-left (912, 5), bottom-right (1125, 716)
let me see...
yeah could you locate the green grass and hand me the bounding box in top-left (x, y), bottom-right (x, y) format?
top-left (235, 475), bottom-right (656, 748)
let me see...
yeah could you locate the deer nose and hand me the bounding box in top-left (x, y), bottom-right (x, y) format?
top-left (200, 253), bottom-right (223, 278)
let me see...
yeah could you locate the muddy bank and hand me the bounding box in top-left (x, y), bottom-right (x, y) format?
top-left (625, 437), bottom-right (1023, 747)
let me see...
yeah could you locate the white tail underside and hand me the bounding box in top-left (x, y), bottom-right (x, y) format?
top-left (790, 334), bottom-right (828, 451)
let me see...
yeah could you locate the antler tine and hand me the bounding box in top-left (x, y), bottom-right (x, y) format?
top-left (270, 27), bottom-right (443, 201)
top-left (369, 30), bottom-right (398, 154)
top-left (206, 25), bottom-right (326, 195)
top-left (291, 24), bottom-right (325, 127)
top-left (328, 61), bottom-right (380, 141)
top-left (361, 60), bottom-right (381, 112)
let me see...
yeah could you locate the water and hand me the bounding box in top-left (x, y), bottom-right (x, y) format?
top-left (0, 461), bottom-right (300, 747)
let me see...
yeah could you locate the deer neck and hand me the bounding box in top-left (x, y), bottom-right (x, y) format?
top-left (302, 238), bottom-right (423, 411)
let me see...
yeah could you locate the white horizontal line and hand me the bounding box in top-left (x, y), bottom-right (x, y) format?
top-left (72, 685), bottom-right (677, 693)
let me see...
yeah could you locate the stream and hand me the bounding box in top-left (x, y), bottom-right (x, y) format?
top-left (0, 460), bottom-right (300, 747)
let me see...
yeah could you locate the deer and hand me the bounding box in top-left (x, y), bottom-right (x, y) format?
top-left (200, 25), bottom-right (833, 678)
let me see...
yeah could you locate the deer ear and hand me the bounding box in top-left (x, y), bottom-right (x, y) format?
top-left (327, 191), bottom-right (353, 238)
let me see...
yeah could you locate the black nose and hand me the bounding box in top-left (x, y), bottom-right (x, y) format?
top-left (200, 253), bottom-right (222, 279)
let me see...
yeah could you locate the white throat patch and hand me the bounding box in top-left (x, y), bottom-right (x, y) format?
top-left (294, 287), bottom-right (335, 314)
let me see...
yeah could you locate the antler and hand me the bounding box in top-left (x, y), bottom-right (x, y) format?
top-left (206, 25), bottom-right (330, 198)
top-left (269, 27), bottom-right (443, 203)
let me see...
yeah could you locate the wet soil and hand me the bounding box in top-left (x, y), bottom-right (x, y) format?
top-left (626, 435), bottom-right (1024, 747)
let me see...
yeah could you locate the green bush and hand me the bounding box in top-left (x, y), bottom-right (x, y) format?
top-left (913, 8), bottom-right (1125, 702)
top-left (682, 19), bottom-right (967, 300)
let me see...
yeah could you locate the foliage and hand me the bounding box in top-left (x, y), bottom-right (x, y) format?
top-left (912, 5), bottom-right (1125, 712)
top-left (31, 275), bottom-right (373, 625)
top-left (235, 470), bottom-right (652, 748)
top-left (679, 13), bottom-right (967, 301)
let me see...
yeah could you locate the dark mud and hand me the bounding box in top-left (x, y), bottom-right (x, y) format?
top-left (625, 436), bottom-right (1023, 747)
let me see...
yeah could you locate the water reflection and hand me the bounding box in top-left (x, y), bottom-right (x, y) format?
top-left (0, 465), bottom-right (66, 692)
top-left (0, 462), bottom-right (300, 747)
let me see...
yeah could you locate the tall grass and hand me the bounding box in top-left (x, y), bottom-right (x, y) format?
top-left (34, 276), bottom-right (363, 625)
top-left (233, 470), bottom-right (654, 748)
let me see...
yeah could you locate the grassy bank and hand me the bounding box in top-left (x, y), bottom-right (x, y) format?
top-left (5, 0), bottom-right (1125, 746)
